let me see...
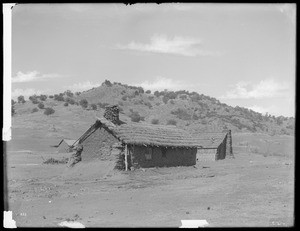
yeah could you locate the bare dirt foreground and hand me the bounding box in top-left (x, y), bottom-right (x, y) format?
top-left (5, 145), bottom-right (294, 228)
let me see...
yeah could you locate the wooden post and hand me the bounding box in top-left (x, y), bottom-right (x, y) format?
top-left (125, 144), bottom-right (128, 171)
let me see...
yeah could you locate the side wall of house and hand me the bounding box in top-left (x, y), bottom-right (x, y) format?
top-left (130, 146), bottom-right (196, 168)
top-left (81, 126), bottom-right (119, 162)
top-left (196, 148), bottom-right (217, 161)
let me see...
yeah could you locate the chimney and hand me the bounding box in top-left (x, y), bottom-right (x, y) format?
top-left (226, 130), bottom-right (234, 159)
top-left (104, 105), bottom-right (120, 125)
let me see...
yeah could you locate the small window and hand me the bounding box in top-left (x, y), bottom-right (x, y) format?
top-left (145, 147), bottom-right (152, 160)
top-left (162, 148), bottom-right (167, 158)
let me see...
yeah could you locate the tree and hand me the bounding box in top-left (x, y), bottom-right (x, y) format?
top-left (44, 107), bottom-right (55, 115)
top-left (54, 94), bottom-right (64, 101)
top-left (38, 102), bottom-right (44, 109)
top-left (17, 95), bottom-right (25, 104)
top-left (65, 97), bottom-right (75, 105)
top-left (129, 111), bottom-right (144, 122)
top-left (64, 90), bottom-right (74, 97)
top-left (79, 99), bottom-right (88, 108)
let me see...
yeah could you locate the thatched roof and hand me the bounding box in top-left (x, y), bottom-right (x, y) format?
top-left (92, 117), bottom-right (227, 149)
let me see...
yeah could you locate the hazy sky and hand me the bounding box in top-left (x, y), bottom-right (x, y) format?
top-left (11, 3), bottom-right (296, 117)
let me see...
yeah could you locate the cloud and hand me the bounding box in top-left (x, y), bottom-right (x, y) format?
top-left (247, 104), bottom-right (294, 117)
top-left (12, 88), bottom-right (43, 99)
top-left (132, 76), bottom-right (208, 92)
top-left (116, 34), bottom-right (220, 57)
top-left (65, 81), bottom-right (101, 92)
top-left (220, 79), bottom-right (291, 99)
top-left (12, 71), bottom-right (63, 83)
top-left (277, 4), bottom-right (296, 26)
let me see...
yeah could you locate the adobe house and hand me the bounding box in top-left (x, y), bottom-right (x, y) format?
top-left (73, 105), bottom-right (233, 170)
top-left (55, 139), bottom-right (76, 153)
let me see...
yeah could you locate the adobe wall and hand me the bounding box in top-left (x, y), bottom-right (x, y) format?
top-left (81, 126), bottom-right (119, 162)
top-left (130, 145), bottom-right (197, 168)
top-left (196, 148), bottom-right (217, 162)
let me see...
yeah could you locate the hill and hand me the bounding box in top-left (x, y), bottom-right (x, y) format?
top-left (11, 79), bottom-right (295, 138)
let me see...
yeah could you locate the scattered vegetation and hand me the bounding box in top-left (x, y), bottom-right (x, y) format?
top-left (43, 157), bottom-right (69, 164)
top-left (38, 102), bottom-right (45, 109)
top-left (90, 103), bottom-right (97, 110)
top-left (31, 108), bottom-right (39, 113)
top-left (17, 95), bottom-right (25, 104)
top-left (129, 111), bottom-right (145, 123)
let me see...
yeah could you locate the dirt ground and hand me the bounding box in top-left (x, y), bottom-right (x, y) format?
top-left (5, 144), bottom-right (294, 227)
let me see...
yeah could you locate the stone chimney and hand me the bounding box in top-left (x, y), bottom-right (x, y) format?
top-left (226, 130), bottom-right (234, 159)
top-left (104, 105), bottom-right (120, 125)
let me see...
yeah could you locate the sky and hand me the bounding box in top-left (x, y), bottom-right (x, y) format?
top-left (10, 3), bottom-right (296, 117)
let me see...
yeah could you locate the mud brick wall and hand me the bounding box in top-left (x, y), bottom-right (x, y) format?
top-left (130, 145), bottom-right (197, 168)
top-left (104, 105), bottom-right (119, 125)
top-left (196, 148), bottom-right (217, 162)
top-left (81, 126), bottom-right (119, 162)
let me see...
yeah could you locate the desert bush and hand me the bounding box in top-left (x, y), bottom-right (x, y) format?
top-left (38, 102), bottom-right (44, 109)
top-left (91, 103), bottom-right (97, 110)
top-left (79, 99), bottom-right (88, 108)
top-left (44, 107), bottom-right (55, 115)
top-left (64, 102), bottom-right (69, 107)
top-left (146, 90), bottom-right (151, 94)
top-left (162, 96), bottom-right (169, 104)
top-left (148, 96), bottom-right (154, 101)
top-left (171, 108), bottom-right (191, 120)
top-left (65, 97), bottom-right (75, 105)
top-left (144, 102), bottom-right (152, 109)
top-left (103, 79), bottom-right (113, 87)
top-left (11, 99), bottom-right (16, 105)
top-left (129, 111), bottom-right (144, 122)
top-left (151, 119), bottom-right (159, 124)
top-left (31, 108), bottom-right (38, 113)
top-left (17, 95), bottom-right (25, 104)
top-left (39, 94), bottom-right (47, 101)
top-left (49, 95), bottom-right (54, 99)
top-left (54, 94), bottom-right (64, 101)
top-left (64, 90), bottom-right (74, 97)
top-left (166, 119), bottom-right (177, 125)
top-left (154, 91), bottom-right (160, 97)
top-left (179, 94), bottom-right (187, 100)
top-left (75, 92), bottom-right (81, 96)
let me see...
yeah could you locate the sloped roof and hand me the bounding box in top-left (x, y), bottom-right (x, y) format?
top-left (63, 139), bottom-right (77, 146)
top-left (94, 117), bottom-right (227, 148)
top-left (191, 132), bottom-right (227, 148)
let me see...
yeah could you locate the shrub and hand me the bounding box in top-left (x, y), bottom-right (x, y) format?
top-left (11, 99), bottom-right (16, 105)
top-left (64, 90), bottom-right (73, 98)
top-left (31, 98), bottom-right (39, 104)
top-left (148, 96), bottom-right (154, 101)
top-left (65, 97), bottom-right (75, 105)
top-left (49, 95), bottom-right (54, 99)
top-left (146, 90), bottom-right (151, 94)
top-left (166, 119), bottom-right (177, 126)
top-left (103, 79), bottom-right (113, 87)
top-left (151, 119), bottom-right (159, 124)
top-left (17, 95), bottom-right (25, 104)
top-left (64, 102), bottom-right (69, 107)
top-left (154, 91), bottom-right (160, 97)
top-left (39, 94), bottom-right (47, 101)
top-left (171, 108), bottom-right (191, 120)
top-left (44, 107), bottom-right (55, 116)
top-left (162, 96), bottom-right (169, 104)
top-left (75, 92), bottom-right (81, 96)
top-left (91, 103), bottom-right (97, 110)
top-left (144, 102), bottom-right (152, 109)
top-left (97, 102), bottom-right (109, 109)
top-left (31, 108), bottom-right (38, 113)
top-left (38, 102), bottom-right (44, 109)
top-left (54, 94), bottom-right (64, 101)
top-left (79, 99), bottom-right (88, 108)
top-left (129, 111), bottom-right (144, 123)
